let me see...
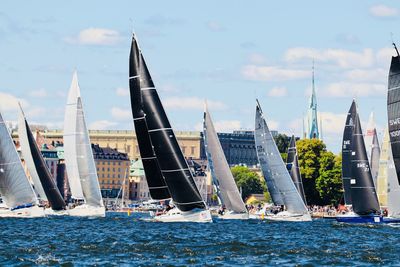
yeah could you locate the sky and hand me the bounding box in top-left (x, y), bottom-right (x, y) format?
top-left (0, 1), bottom-right (399, 153)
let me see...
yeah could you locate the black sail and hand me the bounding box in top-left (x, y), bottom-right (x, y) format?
top-left (286, 135), bottom-right (307, 204)
top-left (350, 111), bottom-right (380, 215)
top-left (387, 45), bottom-right (400, 185)
top-left (341, 100), bottom-right (356, 205)
top-left (24, 120), bottom-right (66, 210)
top-left (131, 35), bottom-right (206, 212)
top-left (129, 35), bottom-right (171, 200)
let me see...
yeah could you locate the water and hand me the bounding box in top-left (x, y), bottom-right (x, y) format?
top-left (1, 213), bottom-right (399, 266)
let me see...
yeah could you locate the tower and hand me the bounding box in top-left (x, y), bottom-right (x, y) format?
top-left (308, 62), bottom-right (319, 139)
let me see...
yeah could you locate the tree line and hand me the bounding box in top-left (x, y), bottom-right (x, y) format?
top-left (232, 134), bottom-right (342, 206)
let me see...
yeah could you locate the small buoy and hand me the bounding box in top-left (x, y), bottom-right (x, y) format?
top-left (127, 209), bottom-right (131, 216)
top-left (261, 214), bottom-right (264, 220)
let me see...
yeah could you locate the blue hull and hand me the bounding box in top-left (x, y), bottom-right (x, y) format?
top-left (336, 215), bottom-right (400, 224)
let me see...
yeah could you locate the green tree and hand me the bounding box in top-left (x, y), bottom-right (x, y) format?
top-left (296, 138), bottom-right (342, 205)
top-left (316, 153), bottom-right (343, 205)
top-left (231, 165), bottom-right (266, 200)
top-left (273, 134), bottom-right (290, 153)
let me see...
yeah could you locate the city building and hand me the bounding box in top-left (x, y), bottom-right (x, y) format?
top-left (129, 160), bottom-right (150, 201)
top-left (92, 144), bottom-right (131, 205)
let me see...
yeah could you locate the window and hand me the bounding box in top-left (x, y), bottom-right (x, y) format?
top-left (135, 146), bottom-right (139, 153)
top-left (102, 167), bottom-right (105, 171)
top-left (127, 145), bottom-right (131, 153)
top-left (191, 146), bottom-right (195, 155)
top-left (182, 146), bottom-right (186, 154)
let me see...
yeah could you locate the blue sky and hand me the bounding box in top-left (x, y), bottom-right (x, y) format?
top-left (0, 1), bottom-right (399, 152)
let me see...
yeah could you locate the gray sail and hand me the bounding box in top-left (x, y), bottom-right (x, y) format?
top-left (370, 129), bottom-right (380, 187)
top-left (76, 97), bottom-right (104, 207)
top-left (203, 104), bottom-right (247, 213)
top-left (286, 135), bottom-right (307, 205)
top-left (255, 100), bottom-right (308, 214)
top-left (0, 112), bottom-right (37, 208)
top-left (387, 139), bottom-right (400, 217)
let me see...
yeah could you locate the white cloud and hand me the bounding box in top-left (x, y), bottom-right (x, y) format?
top-left (115, 87), bottom-right (129, 96)
top-left (248, 53), bottom-right (266, 65)
top-left (214, 120), bottom-right (241, 132)
top-left (284, 48), bottom-right (375, 68)
top-left (241, 65), bottom-right (309, 81)
top-left (370, 4), bottom-right (398, 17)
top-left (111, 107), bottom-right (131, 121)
top-left (376, 47), bottom-right (397, 67)
top-left (164, 97), bottom-right (227, 110)
top-left (344, 68), bottom-right (386, 82)
top-left (321, 82), bottom-right (386, 97)
top-left (267, 87), bottom-right (288, 97)
top-left (319, 112), bottom-right (347, 135)
top-left (29, 88), bottom-right (47, 98)
top-left (206, 21), bottom-right (225, 32)
top-left (64, 28), bottom-right (123, 46)
top-left (26, 107), bottom-right (46, 118)
top-left (89, 120), bottom-right (118, 130)
top-left (0, 92), bottom-right (28, 111)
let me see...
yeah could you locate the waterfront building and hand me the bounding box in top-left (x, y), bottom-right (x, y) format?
top-left (129, 160), bottom-right (151, 201)
top-left (92, 144), bottom-right (130, 205)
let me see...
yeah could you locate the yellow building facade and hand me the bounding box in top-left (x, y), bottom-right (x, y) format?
top-left (12, 130), bottom-right (203, 160)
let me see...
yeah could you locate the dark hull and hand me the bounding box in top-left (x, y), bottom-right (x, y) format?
top-left (336, 214), bottom-right (400, 224)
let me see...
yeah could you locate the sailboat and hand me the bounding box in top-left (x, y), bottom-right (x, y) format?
top-left (286, 135), bottom-right (307, 205)
top-left (367, 113), bottom-right (381, 187)
top-left (203, 103), bottom-right (248, 220)
top-left (129, 34), bottom-right (212, 222)
top-left (63, 71), bottom-right (105, 217)
top-left (0, 111), bottom-right (45, 217)
top-left (336, 100), bottom-right (400, 223)
top-left (377, 129), bottom-right (389, 207)
top-left (18, 105), bottom-right (67, 215)
top-left (255, 100), bottom-right (311, 222)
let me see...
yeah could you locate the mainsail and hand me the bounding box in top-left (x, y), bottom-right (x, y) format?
top-left (64, 71), bottom-right (85, 200)
top-left (387, 141), bottom-right (400, 217)
top-left (350, 109), bottom-right (380, 215)
top-left (18, 106), bottom-right (66, 210)
top-left (130, 34), bottom-right (206, 212)
top-left (387, 43), bottom-right (400, 185)
top-left (0, 112), bottom-right (37, 208)
top-left (129, 35), bottom-right (171, 200)
top-left (377, 129), bottom-right (389, 207)
top-left (286, 135), bottom-right (307, 204)
top-left (64, 71), bottom-right (103, 207)
top-left (364, 112), bottom-right (375, 163)
top-left (341, 100), bottom-right (356, 205)
top-left (370, 128), bottom-right (380, 187)
top-left (203, 104), bottom-right (247, 213)
top-left (255, 100), bottom-right (308, 214)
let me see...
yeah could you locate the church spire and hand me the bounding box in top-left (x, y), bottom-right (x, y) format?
top-left (308, 61), bottom-right (320, 139)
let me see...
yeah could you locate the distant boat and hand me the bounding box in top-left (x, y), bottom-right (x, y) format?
top-left (0, 111), bottom-right (45, 217)
top-left (254, 100), bottom-right (311, 222)
top-left (129, 34), bottom-right (212, 223)
top-left (203, 103), bottom-right (248, 220)
top-left (336, 100), bottom-right (400, 223)
top-left (370, 119), bottom-right (381, 187)
top-left (63, 71), bottom-right (105, 217)
top-left (18, 105), bottom-right (67, 214)
top-left (377, 129), bottom-right (390, 207)
top-left (286, 135), bottom-right (307, 205)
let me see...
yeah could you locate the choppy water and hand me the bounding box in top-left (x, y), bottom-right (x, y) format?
top-left (0, 212), bottom-right (400, 266)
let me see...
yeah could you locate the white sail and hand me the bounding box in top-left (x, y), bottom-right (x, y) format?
top-left (364, 111), bottom-right (375, 163)
top-left (0, 112), bottom-right (37, 208)
top-left (203, 105), bottom-right (247, 213)
top-left (64, 71), bottom-right (85, 200)
top-left (75, 97), bottom-right (104, 207)
top-left (387, 133), bottom-right (400, 217)
top-left (17, 106), bottom-right (47, 201)
top-left (255, 101), bottom-right (308, 215)
top-left (377, 129), bottom-right (389, 207)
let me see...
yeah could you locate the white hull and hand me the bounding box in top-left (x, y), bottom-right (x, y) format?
top-left (44, 208), bottom-right (69, 216)
top-left (218, 211), bottom-right (249, 220)
top-left (68, 204), bottom-right (105, 217)
top-left (264, 211), bottom-right (312, 222)
top-left (154, 208), bottom-right (213, 223)
top-left (0, 205), bottom-right (45, 218)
